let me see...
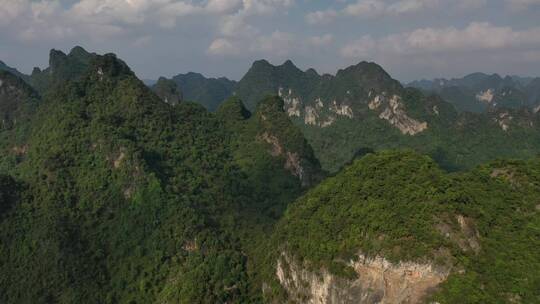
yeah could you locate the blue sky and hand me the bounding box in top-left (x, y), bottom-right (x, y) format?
top-left (1, 0), bottom-right (540, 82)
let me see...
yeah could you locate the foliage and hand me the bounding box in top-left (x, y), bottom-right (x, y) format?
top-left (269, 150), bottom-right (540, 303)
top-left (1, 48), bottom-right (539, 304)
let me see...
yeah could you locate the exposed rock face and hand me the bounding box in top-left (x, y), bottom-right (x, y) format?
top-left (476, 89), bottom-right (495, 104)
top-left (370, 94), bottom-right (428, 135)
top-left (280, 87), bottom-right (428, 135)
top-left (436, 214), bottom-right (481, 254)
top-left (12, 145), bottom-right (28, 156)
top-left (534, 104), bottom-right (540, 114)
top-left (284, 152), bottom-right (306, 184)
top-left (494, 112), bottom-right (513, 131)
top-left (260, 132), bottom-right (284, 157)
top-left (276, 252), bottom-right (449, 304)
top-left (279, 87), bottom-right (350, 128)
top-left (368, 95), bottom-right (383, 110)
top-left (259, 131), bottom-right (314, 187)
top-left (330, 100), bottom-right (353, 118)
top-left (279, 88), bottom-right (302, 117)
top-left (152, 77), bottom-right (183, 105)
top-left (304, 106), bottom-right (319, 126)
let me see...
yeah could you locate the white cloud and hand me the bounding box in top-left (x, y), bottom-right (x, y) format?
top-left (249, 31), bottom-right (296, 55)
top-left (341, 36), bottom-right (376, 58)
top-left (206, 0), bottom-right (244, 14)
top-left (0, 0), bottom-right (296, 42)
top-left (305, 9), bottom-right (338, 25)
top-left (0, 0), bottom-right (28, 25)
top-left (340, 22), bottom-right (540, 58)
top-left (343, 0), bottom-right (385, 17)
top-left (207, 31), bottom-right (333, 57)
top-left (308, 0), bottom-right (487, 23)
top-left (308, 34), bottom-right (334, 47)
top-left (456, 0), bottom-right (487, 9)
top-left (207, 0), bottom-right (297, 56)
top-left (208, 38), bottom-right (240, 55)
top-left (505, 0), bottom-right (540, 10)
top-left (387, 0), bottom-right (441, 14)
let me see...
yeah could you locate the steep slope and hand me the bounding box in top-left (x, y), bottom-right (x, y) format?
top-left (0, 50), bottom-right (319, 303)
top-left (0, 71), bottom-right (39, 130)
top-left (151, 77), bottom-right (183, 105)
top-left (236, 61), bottom-right (540, 173)
top-left (266, 150), bottom-right (540, 303)
top-left (235, 60), bottom-right (320, 112)
top-left (29, 46), bottom-right (96, 93)
top-left (168, 72), bottom-right (236, 111)
top-left (221, 96), bottom-right (323, 189)
top-left (525, 77), bottom-right (540, 108)
top-left (0, 61), bottom-right (30, 83)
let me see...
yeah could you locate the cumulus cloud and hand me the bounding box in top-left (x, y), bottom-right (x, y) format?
top-left (206, 0), bottom-right (299, 56)
top-left (305, 9), bottom-right (338, 25)
top-left (207, 31), bottom-right (334, 57)
top-left (307, 0), bottom-right (487, 23)
top-left (386, 0), bottom-right (441, 14)
top-left (343, 0), bottom-right (386, 17)
top-left (504, 0), bottom-right (540, 10)
top-left (340, 22), bottom-right (540, 58)
top-left (249, 31), bottom-right (296, 54)
top-left (308, 34), bottom-right (334, 47)
top-left (208, 38), bottom-right (240, 55)
top-left (0, 0), bottom-right (296, 41)
top-left (0, 0), bottom-right (28, 25)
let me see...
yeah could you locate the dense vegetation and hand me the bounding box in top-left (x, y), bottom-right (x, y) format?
top-left (1, 47), bottom-right (539, 303)
top-left (298, 90), bottom-right (540, 173)
top-left (0, 51), bottom-right (318, 303)
top-left (271, 150), bottom-right (540, 303)
top-left (233, 59), bottom-right (540, 173)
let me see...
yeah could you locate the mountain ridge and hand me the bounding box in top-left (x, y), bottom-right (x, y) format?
top-left (1, 46), bottom-right (540, 304)
top-left (408, 72), bottom-right (540, 113)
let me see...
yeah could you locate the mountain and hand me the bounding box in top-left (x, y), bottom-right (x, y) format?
top-left (1, 46), bottom-right (97, 95)
top-left (525, 77), bottom-right (540, 108)
top-left (0, 61), bottom-right (30, 83)
top-left (155, 72), bottom-right (236, 111)
top-left (151, 77), bottom-right (183, 105)
top-left (234, 60), bottom-right (540, 173)
top-left (0, 71), bottom-right (39, 130)
top-left (29, 46), bottom-right (97, 93)
top-left (408, 73), bottom-right (540, 113)
top-left (265, 150), bottom-right (540, 303)
top-left (234, 59), bottom-right (322, 112)
top-left (1, 46), bottom-right (540, 304)
top-left (0, 48), bottom-right (320, 303)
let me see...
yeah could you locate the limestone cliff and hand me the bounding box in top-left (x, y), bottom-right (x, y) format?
top-left (276, 252), bottom-right (448, 304)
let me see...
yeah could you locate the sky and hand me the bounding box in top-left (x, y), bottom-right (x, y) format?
top-left (1, 0), bottom-right (540, 82)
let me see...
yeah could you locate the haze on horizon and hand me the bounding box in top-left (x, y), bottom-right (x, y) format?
top-left (1, 0), bottom-right (540, 82)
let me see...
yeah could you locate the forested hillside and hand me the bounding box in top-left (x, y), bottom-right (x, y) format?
top-left (267, 151), bottom-right (540, 303)
top-left (234, 60), bottom-right (540, 172)
top-left (1, 47), bottom-right (539, 304)
top-left (0, 50), bottom-right (318, 303)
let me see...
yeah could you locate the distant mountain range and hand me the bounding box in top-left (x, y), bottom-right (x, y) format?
top-left (407, 73), bottom-right (540, 113)
top-left (2, 50), bottom-right (540, 173)
top-left (233, 60), bottom-right (540, 172)
top-left (148, 72), bottom-right (236, 111)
